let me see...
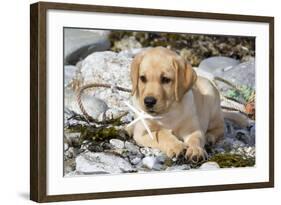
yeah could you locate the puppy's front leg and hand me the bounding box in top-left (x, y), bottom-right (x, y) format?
top-left (183, 130), bottom-right (208, 163)
top-left (133, 125), bottom-right (184, 158)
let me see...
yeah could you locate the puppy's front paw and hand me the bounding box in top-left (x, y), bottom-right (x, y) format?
top-left (165, 140), bottom-right (185, 159)
top-left (185, 145), bottom-right (208, 164)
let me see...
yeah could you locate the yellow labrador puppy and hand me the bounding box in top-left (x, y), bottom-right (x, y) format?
top-left (130, 47), bottom-right (224, 163)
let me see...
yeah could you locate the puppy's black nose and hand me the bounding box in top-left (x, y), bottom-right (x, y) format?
top-left (144, 96), bottom-right (157, 108)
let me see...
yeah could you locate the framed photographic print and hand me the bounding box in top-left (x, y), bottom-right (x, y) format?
top-left (30, 1), bottom-right (274, 202)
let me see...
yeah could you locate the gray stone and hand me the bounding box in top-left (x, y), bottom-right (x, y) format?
top-left (65, 147), bottom-right (78, 159)
top-left (130, 157), bottom-right (142, 165)
top-left (140, 147), bottom-right (162, 157)
top-left (199, 162), bottom-right (220, 170)
top-left (235, 129), bottom-right (254, 145)
top-left (198, 57), bottom-right (255, 91)
top-left (64, 90), bottom-right (108, 119)
top-left (64, 132), bottom-right (80, 141)
top-left (64, 159), bottom-right (76, 174)
top-left (125, 141), bottom-right (140, 154)
top-left (64, 29), bottom-right (110, 65)
top-left (76, 152), bottom-right (135, 174)
top-left (218, 59), bottom-right (255, 89)
top-left (64, 132), bottom-right (80, 147)
top-left (109, 139), bottom-right (125, 149)
top-left (198, 56), bottom-right (240, 76)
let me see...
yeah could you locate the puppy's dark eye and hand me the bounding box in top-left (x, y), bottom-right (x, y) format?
top-left (161, 76), bottom-right (171, 84)
top-left (140, 75), bottom-right (147, 83)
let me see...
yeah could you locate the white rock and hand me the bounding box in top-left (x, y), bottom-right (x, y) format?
top-left (65, 147), bottom-right (78, 159)
top-left (109, 139), bottom-right (125, 149)
top-left (64, 143), bottom-right (69, 151)
top-left (199, 162), bottom-right (220, 170)
top-left (142, 156), bottom-right (163, 170)
top-left (76, 152), bottom-right (135, 174)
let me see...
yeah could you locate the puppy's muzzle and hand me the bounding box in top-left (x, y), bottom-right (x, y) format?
top-left (144, 96), bottom-right (157, 108)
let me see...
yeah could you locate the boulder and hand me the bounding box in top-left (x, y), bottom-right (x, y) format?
top-left (197, 56), bottom-right (255, 90)
top-left (80, 51), bottom-right (134, 114)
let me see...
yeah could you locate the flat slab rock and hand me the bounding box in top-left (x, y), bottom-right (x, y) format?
top-left (76, 152), bottom-right (135, 174)
top-left (197, 56), bottom-right (255, 89)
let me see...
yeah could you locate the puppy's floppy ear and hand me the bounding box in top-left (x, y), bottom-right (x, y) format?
top-left (131, 52), bottom-right (144, 96)
top-left (173, 58), bottom-right (197, 101)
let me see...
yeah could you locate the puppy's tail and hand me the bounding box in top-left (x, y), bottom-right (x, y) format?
top-left (222, 110), bottom-right (250, 128)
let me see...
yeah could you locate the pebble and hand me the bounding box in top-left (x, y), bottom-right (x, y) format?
top-left (125, 141), bottom-right (140, 154)
top-left (130, 157), bottom-right (142, 165)
top-left (64, 143), bottom-right (69, 151)
top-left (109, 139), bottom-right (125, 149)
top-left (199, 162), bottom-right (220, 170)
top-left (142, 156), bottom-right (163, 170)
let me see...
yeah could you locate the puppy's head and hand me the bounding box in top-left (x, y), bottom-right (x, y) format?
top-left (131, 47), bottom-right (197, 115)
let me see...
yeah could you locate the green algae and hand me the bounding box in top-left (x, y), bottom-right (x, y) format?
top-left (209, 153), bottom-right (255, 168)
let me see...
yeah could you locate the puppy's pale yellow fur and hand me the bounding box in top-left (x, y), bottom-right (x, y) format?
top-left (130, 47), bottom-right (224, 163)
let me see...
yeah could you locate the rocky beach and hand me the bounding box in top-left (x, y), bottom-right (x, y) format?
top-left (63, 28), bottom-right (256, 176)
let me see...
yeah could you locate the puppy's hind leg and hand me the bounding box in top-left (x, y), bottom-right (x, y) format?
top-left (206, 109), bottom-right (224, 145)
top-left (206, 125), bottom-right (224, 145)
